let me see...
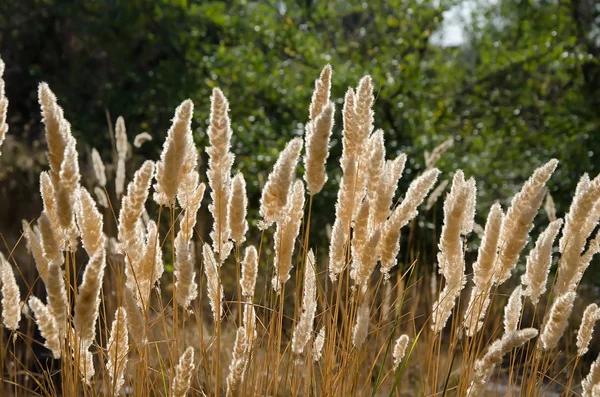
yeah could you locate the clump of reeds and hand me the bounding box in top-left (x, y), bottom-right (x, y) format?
top-left (2, 58), bottom-right (600, 397)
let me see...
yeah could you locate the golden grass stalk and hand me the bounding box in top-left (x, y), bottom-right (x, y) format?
top-left (583, 354), bottom-right (600, 397)
top-left (309, 64), bottom-right (332, 121)
top-left (174, 181), bottom-right (204, 309)
top-left (91, 148), bottom-right (107, 187)
top-left (118, 160), bottom-right (155, 271)
top-left (73, 249), bottom-right (106, 349)
top-left (114, 116), bottom-right (128, 197)
top-left (431, 170), bottom-right (476, 333)
top-left (304, 64), bottom-right (334, 196)
top-left (76, 186), bottom-right (105, 256)
top-left (46, 263), bottom-right (68, 336)
top-left (365, 130), bottom-right (385, 200)
top-left (425, 137), bottom-right (453, 170)
top-left (328, 156), bottom-right (357, 282)
top-left (425, 179), bottom-right (449, 211)
top-left (22, 220), bottom-right (50, 284)
top-left (115, 116), bottom-right (128, 161)
top-left (259, 137), bottom-right (303, 229)
top-left (240, 245), bottom-right (258, 299)
top-left (464, 203), bottom-right (503, 335)
top-left (392, 334), bottom-right (409, 370)
top-left (1, 253), bottom-right (21, 331)
top-left (243, 303), bottom-right (256, 346)
top-left (106, 307), bottom-right (129, 396)
top-left (304, 102), bottom-right (335, 196)
top-left (154, 99), bottom-right (194, 207)
top-left (370, 155), bottom-right (406, 230)
top-left (351, 197), bottom-right (371, 257)
top-left (494, 159), bottom-right (559, 284)
top-left (123, 285), bottom-right (146, 347)
top-left (291, 249), bottom-right (317, 355)
top-left (94, 186), bottom-right (109, 208)
top-left (350, 228), bottom-right (381, 291)
top-left (352, 297), bottom-right (370, 348)
top-left (114, 154), bottom-right (125, 195)
top-left (379, 168), bottom-right (440, 279)
top-left (313, 326), bottom-right (325, 362)
top-left (503, 286), bottom-right (523, 334)
top-left (78, 346), bottom-right (95, 385)
top-left (133, 132), bottom-right (152, 148)
top-left (38, 82), bottom-right (70, 187)
top-left (28, 296), bottom-right (61, 358)
top-left (577, 303), bottom-right (600, 357)
top-left (545, 192), bottom-right (557, 221)
top-left (467, 328), bottom-right (538, 396)
top-left (56, 135), bottom-right (80, 250)
top-left (228, 173), bottom-right (248, 245)
top-left (540, 291), bottom-right (576, 350)
top-left (172, 347), bottom-right (195, 397)
top-left (349, 77), bottom-right (376, 218)
top-left (178, 182), bottom-right (205, 244)
top-left (174, 234), bottom-right (197, 309)
top-left (226, 327), bottom-right (248, 397)
top-left (203, 243), bottom-right (222, 323)
top-left (137, 220), bottom-right (163, 309)
top-left (554, 174), bottom-right (600, 296)
top-left (0, 57), bottom-right (7, 152)
top-left (38, 211), bottom-right (64, 266)
top-left (521, 218), bottom-right (563, 304)
top-left (39, 171), bottom-right (59, 229)
top-left (272, 180), bottom-right (305, 291)
top-left (206, 88), bottom-right (234, 258)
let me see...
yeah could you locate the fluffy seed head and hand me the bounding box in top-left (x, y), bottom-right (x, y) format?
top-left (226, 327), bottom-right (248, 397)
top-left (304, 102), bottom-right (335, 195)
top-left (106, 307), bottom-right (129, 396)
top-left (0, 57), bottom-right (7, 152)
top-left (540, 292), bottom-right (576, 350)
top-left (38, 82), bottom-right (70, 187)
top-left (1, 253), bottom-right (21, 331)
top-left (203, 243), bottom-right (223, 323)
top-left (379, 168), bottom-right (440, 277)
top-left (272, 180), bottom-right (305, 291)
top-left (259, 137), bottom-right (303, 229)
top-left (133, 132), bottom-right (152, 148)
top-left (22, 220), bottom-right (50, 285)
top-left (154, 100), bottom-right (194, 207)
top-left (521, 219), bottom-right (563, 304)
top-left (46, 263), bottom-right (68, 336)
top-left (115, 116), bottom-right (128, 159)
top-left (503, 286), bottom-right (523, 334)
top-left (28, 296), bottom-right (61, 358)
top-left (206, 88), bottom-right (235, 258)
top-left (76, 186), bottom-right (105, 256)
top-left (352, 298), bottom-right (370, 348)
top-left (74, 250), bottom-right (107, 349)
top-left (494, 159), bottom-right (559, 284)
top-left (172, 347), bottom-right (195, 397)
top-left (392, 334), bottom-right (410, 370)
top-left (38, 211), bottom-right (63, 266)
top-left (313, 326), bottom-right (325, 362)
top-left (468, 329), bottom-right (538, 396)
top-left (577, 304), bottom-right (600, 357)
top-left (240, 245), bottom-right (258, 298)
top-left (228, 173), bottom-right (248, 244)
top-left (91, 148), bottom-right (106, 187)
top-left (291, 249), bottom-right (318, 355)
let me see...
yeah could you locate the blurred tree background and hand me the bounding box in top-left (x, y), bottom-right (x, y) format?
top-left (0, 0), bottom-right (599, 279)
